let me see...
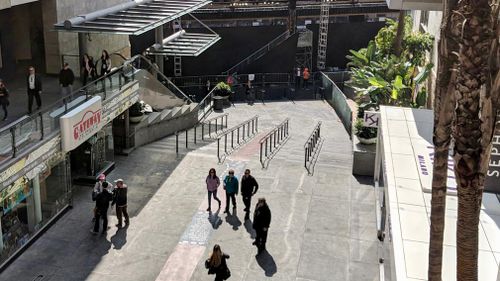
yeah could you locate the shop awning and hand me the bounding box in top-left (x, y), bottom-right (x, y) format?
top-left (54, 0), bottom-right (212, 35)
top-left (146, 30), bottom-right (220, 56)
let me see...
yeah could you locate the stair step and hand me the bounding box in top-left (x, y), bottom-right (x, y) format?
top-left (148, 112), bottom-right (162, 124)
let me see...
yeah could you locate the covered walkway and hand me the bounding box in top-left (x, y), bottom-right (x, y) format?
top-left (0, 100), bottom-right (379, 281)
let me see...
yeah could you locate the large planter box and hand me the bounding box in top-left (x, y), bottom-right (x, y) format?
top-left (352, 138), bottom-right (376, 176)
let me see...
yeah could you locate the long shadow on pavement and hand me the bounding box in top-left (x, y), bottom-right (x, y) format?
top-left (244, 219), bottom-right (256, 239)
top-left (110, 227), bottom-right (128, 250)
top-left (224, 208), bottom-right (242, 230)
top-left (255, 249), bottom-right (277, 277)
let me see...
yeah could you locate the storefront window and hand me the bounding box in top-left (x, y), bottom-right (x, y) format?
top-left (0, 155), bottom-right (70, 264)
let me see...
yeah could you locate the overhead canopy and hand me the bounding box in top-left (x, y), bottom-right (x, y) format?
top-left (146, 30), bottom-right (220, 56)
top-left (54, 0), bottom-right (212, 35)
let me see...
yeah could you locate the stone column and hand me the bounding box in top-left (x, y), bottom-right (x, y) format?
top-left (32, 176), bottom-right (43, 225)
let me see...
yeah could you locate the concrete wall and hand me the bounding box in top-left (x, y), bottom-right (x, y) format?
top-left (411, 10), bottom-right (442, 109)
top-left (43, 0), bottom-right (131, 74)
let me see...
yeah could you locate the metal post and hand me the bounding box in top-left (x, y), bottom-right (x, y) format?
top-left (217, 138), bottom-right (220, 162)
top-left (265, 139), bottom-right (268, 157)
top-left (231, 130), bottom-right (234, 148)
top-left (304, 148), bottom-right (308, 168)
top-left (252, 119), bottom-right (255, 134)
top-left (215, 119), bottom-right (218, 133)
top-left (256, 117), bottom-right (258, 132)
top-left (225, 114), bottom-right (228, 128)
top-left (274, 131), bottom-right (277, 147)
top-left (175, 132), bottom-right (179, 154)
top-left (247, 122), bottom-right (250, 137)
top-left (209, 121), bottom-right (211, 136)
top-left (10, 127), bottom-right (16, 158)
top-left (224, 134), bottom-right (228, 153)
top-left (237, 127), bottom-right (240, 144)
top-left (39, 113), bottom-right (44, 140)
top-left (202, 123), bottom-right (205, 140)
top-left (194, 126), bottom-right (197, 144)
top-left (242, 124), bottom-right (245, 140)
top-left (260, 142), bottom-right (263, 166)
top-left (185, 129), bottom-right (188, 149)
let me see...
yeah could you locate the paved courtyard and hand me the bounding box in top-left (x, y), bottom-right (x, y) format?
top-left (0, 100), bottom-right (380, 281)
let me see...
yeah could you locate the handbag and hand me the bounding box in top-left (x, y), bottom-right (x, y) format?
top-left (222, 267), bottom-right (231, 280)
top-left (205, 259), bottom-right (216, 275)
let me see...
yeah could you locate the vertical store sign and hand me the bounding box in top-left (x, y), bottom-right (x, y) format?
top-left (485, 117), bottom-right (500, 194)
top-left (60, 96), bottom-right (103, 152)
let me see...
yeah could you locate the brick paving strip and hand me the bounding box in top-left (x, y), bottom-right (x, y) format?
top-left (156, 155), bottom-right (250, 281)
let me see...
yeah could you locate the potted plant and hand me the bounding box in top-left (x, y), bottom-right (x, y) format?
top-left (129, 101), bottom-right (144, 123)
top-left (214, 82), bottom-right (232, 97)
top-left (354, 118), bottom-right (378, 144)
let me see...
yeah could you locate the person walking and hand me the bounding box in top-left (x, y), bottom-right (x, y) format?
top-left (206, 168), bottom-right (222, 212)
top-left (302, 67), bottom-right (310, 89)
top-left (26, 66), bottom-right (42, 114)
top-left (205, 244), bottom-right (231, 281)
top-left (81, 53), bottom-right (96, 85)
top-left (223, 169), bottom-right (238, 214)
top-left (0, 79), bottom-right (10, 121)
top-left (112, 179), bottom-right (129, 228)
top-left (100, 50), bottom-right (112, 85)
top-left (205, 80), bottom-right (211, 96)
top-left (92, 181), bottom-right (113, 234)
top-left (294, 66), bottom-right (301, 89)
top-left (253, 198), bottom-right (271, 254)
top-left (241, 169), bottom-right (259, 220)
top-left (59, 62), bottom-right (75, 98)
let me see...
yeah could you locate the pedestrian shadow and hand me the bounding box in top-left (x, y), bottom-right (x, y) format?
top-left (244, 219), bottom-right (256, 239)
top-left (225, 208), bottom-right (242, 230)
top-left (256, 250), bottom-right (277, 277)
top-left (110, 226), bottom-right (128, 250)
top-left (208, 209), bottom-right (223, 229)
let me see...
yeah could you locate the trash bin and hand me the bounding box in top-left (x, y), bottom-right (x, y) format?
top-left (213, 96), bottom-right (224, 111)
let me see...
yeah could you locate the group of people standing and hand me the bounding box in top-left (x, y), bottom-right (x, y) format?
top-left (205, 168), bottom-right (272, 280)
top-left (91, 174), bottom-right (129, 234)
top-left (81, 50), bottom-right (112, 86)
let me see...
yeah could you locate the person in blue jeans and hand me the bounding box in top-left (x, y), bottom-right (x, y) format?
top-left (223, 169), bottom-right (239, 214)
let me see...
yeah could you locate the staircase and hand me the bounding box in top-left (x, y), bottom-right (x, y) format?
top-left (223, 30), bottom-right (295, 75)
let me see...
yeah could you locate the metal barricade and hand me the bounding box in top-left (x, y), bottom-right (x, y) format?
top-left (259, 118), bottom-right (290, 168)
top-left (304, 121), bottom-right (322, 174)
top-left (216, 115), bottom-right (258, 163)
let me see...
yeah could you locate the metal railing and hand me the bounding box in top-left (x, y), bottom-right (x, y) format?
top-left (304, 121), bottom-right (321, 175)
top-left (201, 113), bottom-right (228, 139)
top-left (0, 54), bottom-right (193, 169)
top-left (259, 118), bottom-right (290, 168)
top-left (173, 113), bottom-right (229, 154)
top-left (216, 115), bottom-right (258, 163)
top-left (223, 30), bottom-right (293, 75)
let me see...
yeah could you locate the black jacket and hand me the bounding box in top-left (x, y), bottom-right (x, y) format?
top-left (253, 204), bottom-right (271, 230)
top-left (241, 175), bottom-right (258, 197)
top-left (112, 186), bottom-right (128, 207)
top-left (205, 253), bottom-right (230, 276)
top-left (26, 74), bottom-right (42, 93)
top-left (93, 190), bottom-right (113, 212)
top-left (59, 68), bottom-right (75, 87)
top-left (0, 86), bottom-right (9, 104)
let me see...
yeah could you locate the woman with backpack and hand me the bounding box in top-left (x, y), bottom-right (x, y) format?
top-left (206, 168), bottom-right (222, 212)
top-left (205, 244), bottom-right (231, 280)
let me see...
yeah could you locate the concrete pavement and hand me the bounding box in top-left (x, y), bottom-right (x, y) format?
top-left (0, 100), bottom-right (381, 281)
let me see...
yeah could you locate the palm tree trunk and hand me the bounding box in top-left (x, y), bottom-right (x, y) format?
top-left (450, 0), bottom-right (497, 279)
top-left (393, 10), bottom-right (405, 57)
top-left (427, 1), bottom-right (458, 280)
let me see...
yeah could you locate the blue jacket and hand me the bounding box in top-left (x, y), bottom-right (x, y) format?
top-left (223, 175), bottom-right (239, 194)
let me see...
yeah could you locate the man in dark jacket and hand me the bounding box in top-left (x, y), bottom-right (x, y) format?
top-left (241, 169), bottom-right (259, 220)
top-left (253, 197), bottom-right (271, 254)
top-left (112, 179), bottom-right (129, 228)
top-left (59, 63), bottom-right (75, 98)
top-left (92, 181), bottom-right (113, 234)
top-left (26, 66), bottom-right (42, 114)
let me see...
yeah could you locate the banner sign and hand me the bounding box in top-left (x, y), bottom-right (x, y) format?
top-left (364, 111), bottom-right (380, 128)
top-left (60, 96), bottom-right (103, 152)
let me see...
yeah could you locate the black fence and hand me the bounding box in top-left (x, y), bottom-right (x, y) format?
top-left (304, 121), bottom-right (322, 175)
top-left (216, 115), bottom-right (259, 163)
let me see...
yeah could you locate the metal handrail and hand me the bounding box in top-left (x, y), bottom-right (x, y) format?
top-left (304, 121), bottom-right (321, 174)
top-left (216, 115), bottom-right (258, 163)
top-left (259, 118), bottom-right (290, 168)
top-left (201, 113), bottom-right (228, 139)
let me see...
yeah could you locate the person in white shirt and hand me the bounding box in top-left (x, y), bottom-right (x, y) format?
top-left (26, 66), bottom-right (42, 114)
